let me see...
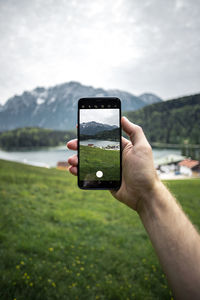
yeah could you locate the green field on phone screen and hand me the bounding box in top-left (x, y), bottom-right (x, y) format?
top-left (79, 145), bottom-right (120, 181)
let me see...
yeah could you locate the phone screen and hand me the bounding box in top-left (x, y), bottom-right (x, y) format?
top-left (78, 98), bottom-right (121, 189)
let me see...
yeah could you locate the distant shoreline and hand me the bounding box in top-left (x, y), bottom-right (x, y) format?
top-left (0, 144), bottom-right (66, 152)
top-left (2, 142), bottom-right (200, 152)
top-left (150, 142), bottom-right (200, 150)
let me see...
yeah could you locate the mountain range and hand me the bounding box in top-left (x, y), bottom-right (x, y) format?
top-left (80, 121), bottom-right (117, 136)
top-left (1, 92), bottom-right (199, 150)
top-left (0, 81), bottom-right (162, 131)
top-left (80, 121), bottom-right (119, 141)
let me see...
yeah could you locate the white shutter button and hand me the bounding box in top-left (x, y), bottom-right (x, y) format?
top-left (96, 171), bottom-right (103, 178)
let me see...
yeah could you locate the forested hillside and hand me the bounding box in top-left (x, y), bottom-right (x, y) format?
top-left (0, 127), bottom-right (76, 150)
top-left (80, 128), bottom-right (120, 141)
top-left (125, 94), bottom-right (200, 144)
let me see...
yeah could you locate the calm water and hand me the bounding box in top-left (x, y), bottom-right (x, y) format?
top-left (0, 142), bottom-right (181, 168)
top-left (0, 146), bottom-right (74, 168)
top-left (80, 139), bottom-right (119, 147)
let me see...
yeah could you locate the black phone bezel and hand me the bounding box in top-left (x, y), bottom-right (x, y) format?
top-left (77, 97), bottom-right (122, 190)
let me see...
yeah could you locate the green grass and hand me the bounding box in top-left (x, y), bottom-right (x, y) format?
top-left (0, 159), bottom-right (200, 299)
top-left (79, 145), bottom-right (120, 181)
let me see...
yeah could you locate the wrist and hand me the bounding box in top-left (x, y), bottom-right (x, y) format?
top-left (136, 179), bottom-right (167, 217)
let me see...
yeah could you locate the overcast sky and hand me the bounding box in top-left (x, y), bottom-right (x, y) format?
top-left (0, 0), bottom-right (200, 104)
top-left (80, 109), bottom-right (119, 126)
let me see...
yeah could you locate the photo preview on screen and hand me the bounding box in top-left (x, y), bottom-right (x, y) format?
top-left (79, 106), bottom-right (121, 185)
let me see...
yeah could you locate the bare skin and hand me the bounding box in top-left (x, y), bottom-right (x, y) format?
top-left (67, 116), bottom-right (200, 299)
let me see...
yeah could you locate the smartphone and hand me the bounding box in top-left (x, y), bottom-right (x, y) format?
top-left (78, 97), bottom-right (122, 190)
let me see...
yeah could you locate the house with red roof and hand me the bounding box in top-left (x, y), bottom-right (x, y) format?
top-left (57, 161), bottom-right (70, 170)
top-left (178, 159), bottom-right (200, 176)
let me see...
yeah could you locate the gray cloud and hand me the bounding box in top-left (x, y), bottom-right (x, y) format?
top-left (0, 0), bottom-right (199, 104)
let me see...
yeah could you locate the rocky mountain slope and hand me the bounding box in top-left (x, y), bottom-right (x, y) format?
top-left (80, 121), bottom-right (117, 135)
top-left (0, 81), bottom-right (162, 131)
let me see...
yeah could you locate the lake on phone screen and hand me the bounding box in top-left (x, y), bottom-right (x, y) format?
top-left (0, 141), bottom-right (181, 168)
top-left (80, 140), bottom-right (119, 147)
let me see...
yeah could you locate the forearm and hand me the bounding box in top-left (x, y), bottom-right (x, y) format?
top-left (138, 180), bottom-right (200, 300)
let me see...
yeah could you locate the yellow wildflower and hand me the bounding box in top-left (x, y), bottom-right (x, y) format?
top-left (29, 282), bottom-right (33, 287)
top-left (52, 282), bottom-right (56, 288)
top-left (20, 261), bottom-right (24, 265)
top-left (71, 282), bottom-right (77, 287)
top-left (48, 248), bottom-right (54, 252)
top-left (16, 265), bottom-right (20, 269)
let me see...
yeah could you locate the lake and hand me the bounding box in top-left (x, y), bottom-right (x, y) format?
top-left (80, 139), bottom-right (119, 147)
top-left (0, 143), bottom-right (181, 168)
top-left (0, 146), bottom-right (74, 168)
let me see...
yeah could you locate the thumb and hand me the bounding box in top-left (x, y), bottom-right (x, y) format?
top-left (121, 116), bottom-right (149, 146)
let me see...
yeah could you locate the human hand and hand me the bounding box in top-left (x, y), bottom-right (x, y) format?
top-left (110, 117), bottom-right (159, 212)
top-left (67, 117), bottom-right (159, 212)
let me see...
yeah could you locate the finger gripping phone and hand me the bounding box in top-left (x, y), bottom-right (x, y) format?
top-left (78, 97), bottom-right (122, 190)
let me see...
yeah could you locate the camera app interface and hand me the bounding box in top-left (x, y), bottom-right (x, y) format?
top-left (79, 108), bottom-right (120, 182)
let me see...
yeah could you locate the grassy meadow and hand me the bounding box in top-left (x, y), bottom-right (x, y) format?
top-left (79, 145), bottom-right (120, 181)
top-left (0, 159), bottom-right (200, 300)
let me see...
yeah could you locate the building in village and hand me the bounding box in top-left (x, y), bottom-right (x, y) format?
top-left (178, 159), bottom-right (200, 177)
top-left (57, 161), bottom-right (70, 170)
top-left (155, 155), bottom-right (200, 178)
